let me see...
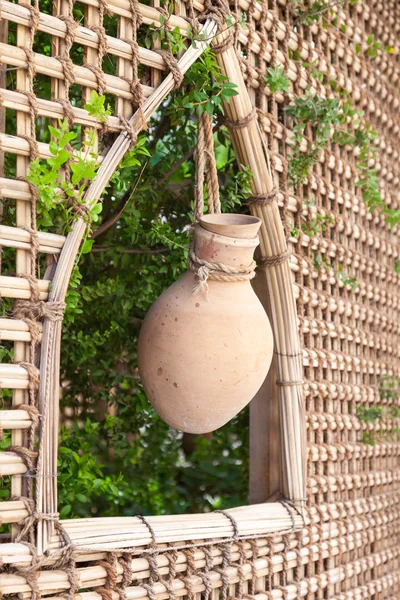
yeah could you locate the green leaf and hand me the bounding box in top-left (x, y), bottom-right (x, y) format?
top-left (262, 66), bottom-right (290, 94)
top-left (59, 504), bottom-right (72, 518)
top-left (81, 239), bottom-right (94, 254)
top-left (76, 493), bottom-right (88, 503)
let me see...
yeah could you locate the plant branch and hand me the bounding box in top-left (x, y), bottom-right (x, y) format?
top-left (91, 161), bottom-right (148, 239)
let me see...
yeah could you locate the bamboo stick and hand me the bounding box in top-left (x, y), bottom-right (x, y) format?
top-left (0, 275), bottom-right (49, 299)
top-left (0, 409), bottom-right (32, 429)
top-left (0, 317), bottom-right (42, 342)
top-left (214, 35), bottom-right (306, 506)
top-left (0, 176), bottom-right (34, 200)
top-left (11, 0), bottom-right (34, 531)
top-left (0, 452), bottom-right (28, 475)
top-left (0, 132), bottom-right (106, 162)
top-left (0, 89), bottom-right (122, 131)
top-left (0, 225), bottom-right (65, 253)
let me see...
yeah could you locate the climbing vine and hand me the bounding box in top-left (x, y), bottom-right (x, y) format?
top-left (357, 376), bottom-right (400, 445)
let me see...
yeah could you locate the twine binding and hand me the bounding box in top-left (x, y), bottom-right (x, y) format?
top-left (188, 246), bottom-right (256, 300)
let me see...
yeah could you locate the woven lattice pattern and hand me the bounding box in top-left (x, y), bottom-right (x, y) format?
top-left (239, 0), bottom-right (400, 596)
top-left (0, 0), bottom-right (399, 599)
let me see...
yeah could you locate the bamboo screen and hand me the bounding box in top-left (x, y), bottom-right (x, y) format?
top-left (0, 0), bottom-right (400, 599)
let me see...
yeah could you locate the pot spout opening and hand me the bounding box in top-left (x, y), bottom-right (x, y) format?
top-left (199, 213), bottom-right (262, 239)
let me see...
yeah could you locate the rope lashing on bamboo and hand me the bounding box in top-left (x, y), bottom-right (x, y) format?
top-left (136, 514), bottom-right (158, 545)
top-left (9, 445), bottom-right (38, 471)
top-left (96, 553), bottom-right (125, 600)
top-left (223, 108), bottom-right (257, 130)
top-left (135, 515), bottom-right (161, 600)
top-left (156, 50), bottom-right (184, 89)
top-left (257, 249), bottom-right (290, 269)
top-left (10, 501), bottom-right (79, 600)
top-left (68, 198), bottom-right (91, 219)
top-left (13, 496), bottom-right (59, 543)
top-left (247, 187), bottom-right (277, 207)
top-left (119, 115), bottom-right (141, 150)
top-left (9, 404), bottom-right (40, 454)
top-left (189, 111), bottom-right (256, 298)
top-left (278, 499), bottom-right (302, 531)
top-left (198, 0), bottom-right (230, 26)
top-left (213, 33), bottom-right (235, 55)
top-left (13, 300), bottom-right (66, 322)
top-left (214, 510), bottom-right (241, 600)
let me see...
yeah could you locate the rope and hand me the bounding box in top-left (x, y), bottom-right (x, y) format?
top-left (13, 496), bottom-right (59, 543)
top-left (223, 108), bottom-right (257, 129)
top-left (188, 247), bottom-right (256, 299)
top-left (198, 0), bottom-right (230, 26)
top-left (215, 509), bottom-right (240, 539)
top-left (157, 50), bottom-right (184, 89)
top-left (247, 187), bottom-right (277, 207)
top-left (136, 514), bottom-right (157, 545)
top-left (257, 249), bottom-right (290, 269)
top-left (190, 111), bottom-right (258, 297)
top-left (194, 111), bottom-right (220, 221)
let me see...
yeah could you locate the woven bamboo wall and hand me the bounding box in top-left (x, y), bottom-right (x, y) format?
top-left (249, 0), bottom-right (400, 595)
top-left (0, 0), bottom-right (399, 599)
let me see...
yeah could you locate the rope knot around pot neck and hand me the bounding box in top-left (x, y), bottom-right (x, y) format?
top-left (190, 112), bottom-right (257, 299)
top-left (188, 247), bottom-right (256, 300)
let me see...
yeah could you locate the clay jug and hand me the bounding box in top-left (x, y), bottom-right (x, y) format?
top-left (137, 214), bottom-right (273, 433)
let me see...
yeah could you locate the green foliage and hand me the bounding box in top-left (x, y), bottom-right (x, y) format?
top-left (379, 376), bottom-right (400, 402)
top-left (171, 49), bottom-right (238, 117)
top-left (357, 406), bottom-right (384, 424)
top-left (292, 0), bottom-right (345, 25)
top-left (84, 90), bottom-right (112, 123)
top-left (144, 21), bottom-right (186, 54)
top-left (263, 67), bottom-right (290, 94)
top-left (301, 211), bottom-right (335, 238)
top-left (355, 35), bottom-right (382, 58)
top-left (285, 93), bottom-right (341, 186)
top-left (27, 91), bottom-right (111, 232)
top-left (336, 264), bottom-right (358, 291)
top-left (285, 82), bottom-right (400, 249)
top-left (357, 376), bottom-right (400, 445)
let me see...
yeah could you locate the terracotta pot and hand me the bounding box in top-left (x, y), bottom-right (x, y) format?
top-left (137, 214), bottom-right (273, 433)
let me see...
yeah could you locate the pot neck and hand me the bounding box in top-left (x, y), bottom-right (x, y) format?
top-left (193, 218), bottom-right (260, 269)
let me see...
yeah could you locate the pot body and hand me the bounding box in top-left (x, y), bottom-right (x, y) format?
top-left (138, 215), bottom-right (273, 433)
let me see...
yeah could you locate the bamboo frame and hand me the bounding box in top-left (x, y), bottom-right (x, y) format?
top-left (214, 33), bottom-right (306, 506)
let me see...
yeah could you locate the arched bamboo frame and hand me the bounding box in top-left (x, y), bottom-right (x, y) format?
top-left (32, 22), bottom-right (306, 554)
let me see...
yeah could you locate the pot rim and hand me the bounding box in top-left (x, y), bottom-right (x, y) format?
top-left (200, 213), bottom-right (261, 227)
top-left (194, 224), bottom-right (260, 248)
top-left (199, 213), bottom-right (261, 241)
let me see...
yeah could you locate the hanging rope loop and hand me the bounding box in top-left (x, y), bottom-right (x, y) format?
top-left (194, 111), bottom-right (221, 222)
top-left (190, 112), bottom-right (256, 298)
